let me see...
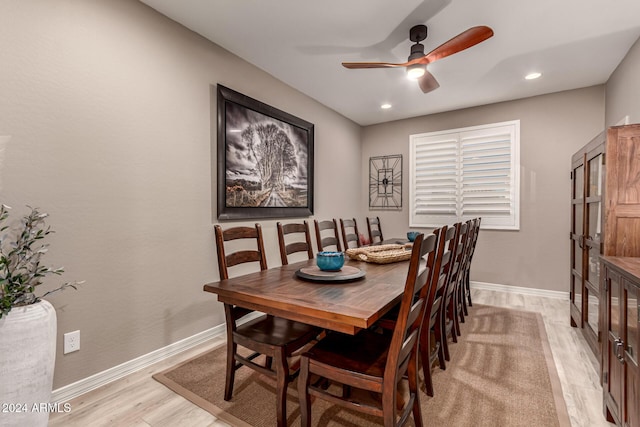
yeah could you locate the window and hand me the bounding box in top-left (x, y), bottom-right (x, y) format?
top-left (409, 120), bottom-right (520, 230)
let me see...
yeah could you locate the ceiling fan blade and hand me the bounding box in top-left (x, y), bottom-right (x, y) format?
top-left (418, 71), bottom-right (440, 93)
top-left (415, 26), bottom-right (494, 65)
top-left (342, 61), bottom-right (410, 69)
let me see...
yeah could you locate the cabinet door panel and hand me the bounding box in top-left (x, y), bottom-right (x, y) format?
top-left (626, 284), bottom-right (639, 427)
top-left (614, 217), bottom-right (640, 256)
top-left (627, 363), bottom-right (639, 427)
top-left (607, 269), bottom-right (624, 421)
top-left (586, 282), bottom-right (599, 337)
top-left (571, 179), bottom-right (584, 325)
top-left (627, 286), bottom-right (638, 364)
top-left (588, 153), bottom-right (603, 198)
top-left (615, 136), bottom-right (640, 204)
top-left (604, 125), bottom-right (640, 258)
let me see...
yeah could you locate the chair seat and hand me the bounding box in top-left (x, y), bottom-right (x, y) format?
top-left (237, 314), bottom-right (320, 349)
top-left (303, 329), bottom-right (391, 379)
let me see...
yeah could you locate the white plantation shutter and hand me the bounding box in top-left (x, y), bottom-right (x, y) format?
top-left (410, 121), bottom-right (520, 230)
top-left (412, 134), bottom-right (459, 225)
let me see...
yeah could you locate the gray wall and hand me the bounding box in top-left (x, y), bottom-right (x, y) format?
top-left (606, 36), bottom-right (640, 127)
top-left (2, 0), bottom-right (637, 391)
top-left (0, 0), bottom-right (362, 388)
top-left (361, 87), bottom-right (605, 292)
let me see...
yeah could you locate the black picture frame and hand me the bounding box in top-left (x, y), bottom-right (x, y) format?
top-left (217, 85), bottom-right (314, 220)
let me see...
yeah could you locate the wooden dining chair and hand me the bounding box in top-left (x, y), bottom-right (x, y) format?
top-left (437, 223), bottom-right (460, 362)
top-left (340, 217), bottom-right (360, 249)
top-left (298, 232), bottom-right (438, 427)
top-left (462, 217), bottom-right (481, 312)
top-left (214, 224), bottom-right (320, 427)
top-left (377, 226), bottom-right (448, 397)
top-left (441, 222), bottom-right (468, 354)
top-left (367, 216), bottom-right (384, 244)
top-left (276, 221), bottom-right (314, 265)
top-left (456, 219), bottom-right (476, 323)
top-left (314, 219), bottom-right (342, 252)
top-left (420, 224), bottom-right (453, 396)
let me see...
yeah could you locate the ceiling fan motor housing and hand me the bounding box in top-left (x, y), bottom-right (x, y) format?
top-left (408, 24), bottom-right (428, 61)
top-left (409, 43), bottom-right (425, 61)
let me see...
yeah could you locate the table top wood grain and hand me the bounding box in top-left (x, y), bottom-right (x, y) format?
top-left (203, 257), bottom-right (412, 335)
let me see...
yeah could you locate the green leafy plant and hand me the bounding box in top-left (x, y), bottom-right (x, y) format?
top-left (0, 205), bottom-right (81, 319)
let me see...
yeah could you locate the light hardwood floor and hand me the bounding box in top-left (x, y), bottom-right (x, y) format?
top-left (49, 288), bottom-right (613, 427)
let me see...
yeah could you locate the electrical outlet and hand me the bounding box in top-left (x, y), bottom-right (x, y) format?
top-left (63, 330), bottom-right (80, 354)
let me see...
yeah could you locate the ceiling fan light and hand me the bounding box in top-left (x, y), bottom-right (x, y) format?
top-left (407, 64), bottom-right (425, 80)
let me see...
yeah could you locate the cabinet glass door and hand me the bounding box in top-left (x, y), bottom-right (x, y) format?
top-left (625, 283), bottom-right (639, 427)
top-left (627, 285), bottom-right (638, 364)
top-left (570, 162), bottom-right (585, 326)
top-left (585, 153), bottom-right (603, 337)
top-left (606, 270), bottom-right (624, 421)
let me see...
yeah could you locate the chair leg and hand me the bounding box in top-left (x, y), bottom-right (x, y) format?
top-left (274, 350), bottom-right (288, 427)
top-left (440, 305), bottom-right (450, 361)
top-left (408, 355), bottom-right (424, 427)
top-left (458, 282), bottom-right (466, 323)
top-left (342, 384), bottom-right (352, 398)
top-left (452, 289), bottom-right (461, 337)
top-left (448, 299), bottom-right (459, 343)
top-left (224, 341), bottom-right (237, 401)
top-left (298, 356), bottom-right (312, 427)
top-left (434, 322), bottom-right (446, 370)
top-left (466, 274), bottom-right (473, 307)
top-left (382, 385), bottom-right (396, 427)
top-left (420, 326), bottom-right (434, 397)
top-left (409, 380), bottom-right (423, 427)
top-left (462, 272), bottom-right (470, 316)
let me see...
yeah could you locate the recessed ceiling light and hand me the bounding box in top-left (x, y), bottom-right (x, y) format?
top-left (380, 103), bottom-right (392, 109)
top-left (525, 72), bottom-right (542, 80)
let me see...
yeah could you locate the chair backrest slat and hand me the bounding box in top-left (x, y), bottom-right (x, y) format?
top-left (367, 216), bottom-right (384, 244)
top-left (340, 218), bottom-right (360, 249)
top-left (277, 221), bottom-right (314, 265)
top-left (314, 219), bottom-right (342, 252)
top-left (214, 223), bottom-right (267, 280)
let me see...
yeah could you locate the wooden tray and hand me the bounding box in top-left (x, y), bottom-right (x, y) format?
top-left (295, 265), bottom-right (365, 283)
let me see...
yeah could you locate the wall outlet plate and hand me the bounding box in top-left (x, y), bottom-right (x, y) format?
top-left (63, 330), bottom-right (80, 354)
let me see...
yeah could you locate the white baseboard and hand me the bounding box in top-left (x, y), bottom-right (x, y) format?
top-left (52, 284), bottom-right (566, 403)
top-left (51, 322), bottom-right (227, 403)
top-left (471, 280), bottom-right (569, 300)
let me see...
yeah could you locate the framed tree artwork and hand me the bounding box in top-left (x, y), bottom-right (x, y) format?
top-left (217, 85), bottom-right (314, 220)
top-left (369, 155), bottom-right (402, 210)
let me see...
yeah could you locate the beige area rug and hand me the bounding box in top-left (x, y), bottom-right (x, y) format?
top-left (153, 305), bottom-right (570, 426)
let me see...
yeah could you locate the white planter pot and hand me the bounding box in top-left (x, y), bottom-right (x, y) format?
top-left (0, 300), bottom-right (57, 427)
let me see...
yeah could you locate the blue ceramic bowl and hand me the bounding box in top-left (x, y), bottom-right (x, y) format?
top-left (316, 251), bottom-right (345, 271)
top-left (407, 231), bottom-right (420, 242)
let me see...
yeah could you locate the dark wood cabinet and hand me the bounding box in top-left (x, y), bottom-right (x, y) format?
top-left (570, 131), bottom-right (605, 356)
top-left (602, 257), bottom-right (640, 427)
top-left (571, 124), bottom-right (640, 361)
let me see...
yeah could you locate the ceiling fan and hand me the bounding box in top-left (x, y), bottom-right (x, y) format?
top-left (342, 25), bottom-right (494, 93)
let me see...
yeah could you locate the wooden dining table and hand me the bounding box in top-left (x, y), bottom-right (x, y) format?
top-left (203, 256), bottom-right (413, 335)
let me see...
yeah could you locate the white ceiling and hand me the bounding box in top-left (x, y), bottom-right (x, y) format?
top-left (140, 0), bottom-right (640, 126)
